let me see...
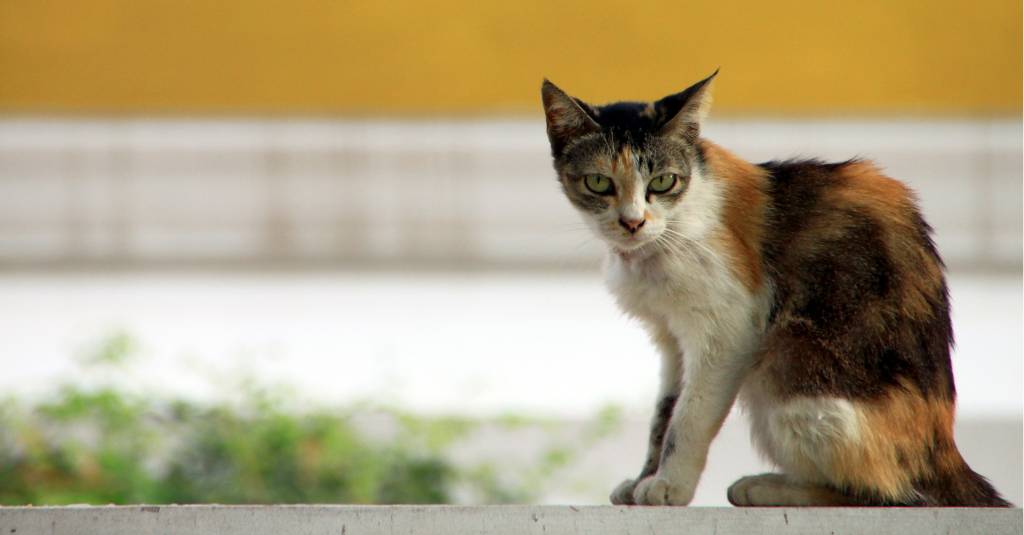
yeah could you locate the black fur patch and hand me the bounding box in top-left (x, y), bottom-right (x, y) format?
top-left (639, 394), bottom-right (678, 477)
top-left (757, 160), bottom-right (956, 402)
top-left (594, 102), bottom-right (662, 142)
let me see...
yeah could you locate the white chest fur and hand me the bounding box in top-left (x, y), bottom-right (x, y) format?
top-left (604, 239), bottom-right (765, 361)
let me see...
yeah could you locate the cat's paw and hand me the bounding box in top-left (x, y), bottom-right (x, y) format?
top-left (727, 473), bottom-right (786, 506)
top-left (632, 474), bottom-right (695, 506)
top-left (610, 478), bottom-right (639, 505)
top-left (727, 473), bottom-right (849, 506)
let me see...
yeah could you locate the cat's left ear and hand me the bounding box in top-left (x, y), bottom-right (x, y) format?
top-left (655, 69), bottom-right (719, 142)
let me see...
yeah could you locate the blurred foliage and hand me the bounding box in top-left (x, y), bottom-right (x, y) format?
top-left (0, 385), bottom-right (460, 505)
top-left (0, 333), bottom-right (623, 505)
top-left (77, 330), bottom-right (139, 367)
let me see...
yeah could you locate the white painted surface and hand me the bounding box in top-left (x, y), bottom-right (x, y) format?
top-left (0, 506), bottom-right (1020, 535)
top-left (0, 270), bottom-right (1018, 418)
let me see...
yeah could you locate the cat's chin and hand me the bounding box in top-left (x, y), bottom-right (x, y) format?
top-left (609, 240), bottom-right (658, 262)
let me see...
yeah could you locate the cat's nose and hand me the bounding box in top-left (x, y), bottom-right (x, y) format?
top-left (618, 217), bottom-right (646, 234)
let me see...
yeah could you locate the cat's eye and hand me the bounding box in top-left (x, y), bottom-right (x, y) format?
top-left (648, 173), bottom-right (678, 194)
top-left (583, 174), bottom-right (613, 195)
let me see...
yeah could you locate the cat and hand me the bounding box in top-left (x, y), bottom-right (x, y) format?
top-left (540, 71), bottom-right (1009, 507)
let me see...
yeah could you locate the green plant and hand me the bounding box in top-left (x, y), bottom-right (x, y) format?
top-left (0, 333), bottom-right (624, 505)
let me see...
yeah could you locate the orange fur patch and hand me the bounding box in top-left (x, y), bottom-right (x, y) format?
top-left (613, 145), bottom-right (637, 177)
top-left (699, 140), bottom-right (768, 292)
top-left (829, 384), bottom-right (957, 502)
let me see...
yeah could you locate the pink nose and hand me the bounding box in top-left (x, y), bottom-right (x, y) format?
top-left (619, 217), bottom-right (646, 234)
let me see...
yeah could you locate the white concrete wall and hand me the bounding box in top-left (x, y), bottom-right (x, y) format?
top-left (0, 506), bottom-right (1020, 535)
top-left (0, 118), bottom-right (1019, 269)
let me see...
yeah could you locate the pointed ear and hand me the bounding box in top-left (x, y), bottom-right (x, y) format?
top-left (541, 79), bottom-right (600, 156)
top-left (655, 69), bottom-right (718, 142)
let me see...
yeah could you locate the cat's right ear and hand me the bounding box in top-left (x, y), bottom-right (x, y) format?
top-left (541, 80), bottom-right (600, 157)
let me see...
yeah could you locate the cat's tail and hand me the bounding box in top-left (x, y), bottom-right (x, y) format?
top-left (912, 442), bottom-right (1011, 507)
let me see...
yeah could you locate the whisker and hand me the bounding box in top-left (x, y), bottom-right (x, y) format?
top-left (657, 229), bottom-right (726, 273)
top-left (660, 226), bottom-right (723, 263)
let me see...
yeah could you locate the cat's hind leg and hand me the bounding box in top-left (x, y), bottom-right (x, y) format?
top-left (742, 377), bottom-right (1009, 506)
top-left (727, 473), bottom-right (856, 506)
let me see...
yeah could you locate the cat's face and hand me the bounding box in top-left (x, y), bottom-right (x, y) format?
top-left (542, 72), bottom-right (716, 256)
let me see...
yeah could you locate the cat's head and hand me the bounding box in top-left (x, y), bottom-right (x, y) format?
top-left (541, 71), bottom-right (717, 257)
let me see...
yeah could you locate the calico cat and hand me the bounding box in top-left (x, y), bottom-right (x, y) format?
top-left (541, 71), bottom-right (1008, 507)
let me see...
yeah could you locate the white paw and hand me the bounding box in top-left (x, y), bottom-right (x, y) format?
top-left (632, 474), bottom-right (695, 506)
top-left (610, 478), bottom-right (638, 505)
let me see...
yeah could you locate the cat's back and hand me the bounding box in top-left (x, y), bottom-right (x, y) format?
top-left (758, 158), bottom-right (931, 260)
top-left (758, 157), bottom-right (943, 292)
top-left (755, 157), bottom-right (953, 398)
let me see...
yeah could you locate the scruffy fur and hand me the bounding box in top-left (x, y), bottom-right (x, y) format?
top-left (541, 71), bottom-right (1008, 507)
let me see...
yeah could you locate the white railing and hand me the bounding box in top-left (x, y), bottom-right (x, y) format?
top-left (0, 118), bottom-right (1019, 269)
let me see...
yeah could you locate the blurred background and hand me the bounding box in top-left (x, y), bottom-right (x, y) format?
top-left (0, 0), bottom-right (1020, 506)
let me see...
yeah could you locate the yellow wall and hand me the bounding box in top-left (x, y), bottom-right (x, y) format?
top-left (1, 0), bottom-right (1020, 115)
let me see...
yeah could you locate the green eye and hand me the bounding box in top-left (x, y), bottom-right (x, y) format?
top-left (584, 174), bottom-right (613, 194)
top-left (648, 173), bottom-right (678, 194)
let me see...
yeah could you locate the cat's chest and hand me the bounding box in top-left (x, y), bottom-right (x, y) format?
top-left (606, 249), bottom-right (767, 359)
top-left (604, 249), bottom-right (736, 321)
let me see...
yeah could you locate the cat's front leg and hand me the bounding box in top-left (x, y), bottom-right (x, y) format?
top-left (610, 393), bottom-right (678, 504)
top-left (632, 345), bottom-right (749, 506)
top-left (610, 324), bottom-right (682, 505)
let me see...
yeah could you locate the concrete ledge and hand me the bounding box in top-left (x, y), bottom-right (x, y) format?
top-left (0, 506), bottom-right (1020, 535)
